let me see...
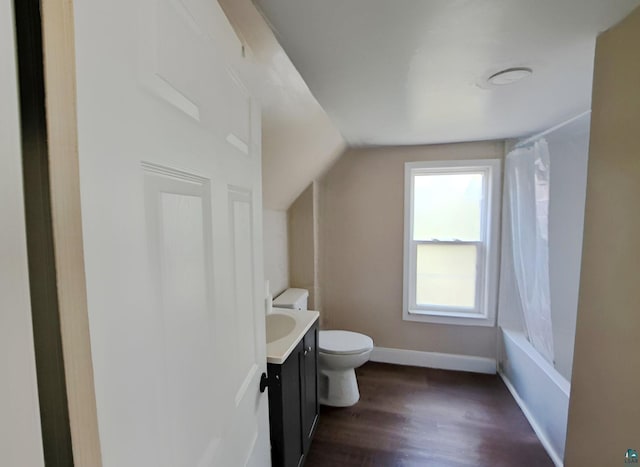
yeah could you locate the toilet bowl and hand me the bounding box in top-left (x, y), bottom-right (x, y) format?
top-left (318, 330), bottom-right (373, 407)
top-left (273, 288), bottom-right (374, 407)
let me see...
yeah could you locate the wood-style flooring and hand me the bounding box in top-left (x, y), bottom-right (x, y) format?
top-left (305, 362), bottom-right (553, 467)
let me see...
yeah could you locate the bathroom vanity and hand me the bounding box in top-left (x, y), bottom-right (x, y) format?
top-left (265, 308), bottom-right (319, 467)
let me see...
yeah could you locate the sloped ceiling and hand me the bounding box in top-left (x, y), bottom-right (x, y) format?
top-left (219, 0), bottom-right (346, 211)
top-left (254, 0), bottom-right (640, 146)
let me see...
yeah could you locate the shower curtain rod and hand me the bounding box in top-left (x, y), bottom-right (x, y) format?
top-left (513, 110), bottom-right (591, 150)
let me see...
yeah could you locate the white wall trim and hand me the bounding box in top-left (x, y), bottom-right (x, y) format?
top-left (402, 158), bottom-right (502, 328)
top-left (499, 370), bottom-right (564, 467)
top-left (370, 346), bottom-right (496, 374)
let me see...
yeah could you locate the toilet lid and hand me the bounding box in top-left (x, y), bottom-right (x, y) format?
top-left (319, 330), bottom-right (373, 355)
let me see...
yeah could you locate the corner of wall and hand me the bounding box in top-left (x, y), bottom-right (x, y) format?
top-left (263, 209), bottom-right (289, 297)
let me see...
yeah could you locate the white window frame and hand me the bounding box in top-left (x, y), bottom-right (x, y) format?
top-left (403, 159), bottom-right (501, 327)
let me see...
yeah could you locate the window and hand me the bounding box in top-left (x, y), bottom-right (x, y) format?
top-left (403, 159), bottom-right (501, 326)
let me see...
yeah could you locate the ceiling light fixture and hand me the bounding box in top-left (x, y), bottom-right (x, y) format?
top-left (487, 67), bottom-right (533, 86)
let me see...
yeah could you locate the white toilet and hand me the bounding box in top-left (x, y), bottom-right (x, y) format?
top-left (273, 288), bottom-right (374, 407)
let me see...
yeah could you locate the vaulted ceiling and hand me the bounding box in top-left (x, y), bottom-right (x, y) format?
top-left (220, 0), bottom-right (345, 210)
top-left (255, 0), bottom-right (640, 146)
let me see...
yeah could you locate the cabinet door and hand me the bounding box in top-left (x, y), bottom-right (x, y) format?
top-left (301, 323), bottom-right (319, 454)
top-left (269, 340), bottom-right (304, 467)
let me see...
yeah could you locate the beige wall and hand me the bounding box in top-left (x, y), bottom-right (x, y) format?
top-left (263, 209), bottom-right (289, 296)
top-left (319, 141), bottom-right (504, 358)
top-left (288, 183), bottom-right (320, 310)
top-left (565, 6), bottom-right (640, 465)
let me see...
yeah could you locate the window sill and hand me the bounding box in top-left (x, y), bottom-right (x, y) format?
top-left (404, 309), bottom-right (496, 327)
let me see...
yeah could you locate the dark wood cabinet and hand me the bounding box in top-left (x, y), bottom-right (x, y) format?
top-left (301, 324), bottom-right (318, 454)
top-left (267, 321), bottom-right (319, 467)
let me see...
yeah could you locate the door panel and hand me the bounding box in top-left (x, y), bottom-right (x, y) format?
top-left (224, 71), bottom-right (252, 155)
top-left (144, 165), bottom-right (220, 466)
top-left (73, 0), bottom-right (269, 464)
top-left (152, 0), bottom-right (207, 121)
top-left (229, 188), bottom-right (260, 405)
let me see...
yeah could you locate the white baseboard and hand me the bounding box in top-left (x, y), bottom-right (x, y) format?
top-left (499, 370), bottom-right (564, 467)
top-left (370, 346), bottom-right (497, 374)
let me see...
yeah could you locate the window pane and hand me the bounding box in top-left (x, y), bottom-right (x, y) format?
top-left (416, 243), bottom-right (477, 309)
top-left (413, 173), bottom-right (483, 241)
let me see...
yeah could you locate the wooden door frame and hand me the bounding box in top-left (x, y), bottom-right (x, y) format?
top-left (14, 0), bottom-right (102, 465)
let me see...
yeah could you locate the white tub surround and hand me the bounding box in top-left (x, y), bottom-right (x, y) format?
top-left (500, 113), bottom-right (590, 381)
top-left (496, 113), bottom-right (589, 466)
top-left (500, 329), bottom-right (569, 467)
top-left (266, 308), bottom-right (319, 364)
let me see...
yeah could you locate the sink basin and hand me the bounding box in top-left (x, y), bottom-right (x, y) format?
top-left (266, 313), bottom-right (296, 343)
top-left (267, 308), bottom-right (319, 364)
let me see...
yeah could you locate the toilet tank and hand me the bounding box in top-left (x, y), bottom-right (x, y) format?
top-left (273, 288), bottom-right (309, 311)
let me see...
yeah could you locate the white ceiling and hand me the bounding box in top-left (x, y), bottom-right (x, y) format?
top-left (255, 0), bottom-right (640, 146)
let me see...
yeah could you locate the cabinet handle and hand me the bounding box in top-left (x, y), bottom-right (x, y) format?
top-left (304, 345), bottom-right (312, 356)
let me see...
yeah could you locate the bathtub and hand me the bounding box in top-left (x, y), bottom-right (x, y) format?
top-left (499, 328), bottom-right (570, 466)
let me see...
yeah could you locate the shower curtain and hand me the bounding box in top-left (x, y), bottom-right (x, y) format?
top-left (505, 139), bottom-right (554, 363)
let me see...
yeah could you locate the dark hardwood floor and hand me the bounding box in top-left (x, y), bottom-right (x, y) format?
top-left (305, 362), bottom-right (553, 467)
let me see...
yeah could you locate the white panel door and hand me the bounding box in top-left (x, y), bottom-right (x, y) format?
top-left (0, 0), bottom-right (45, 465)
top-left (72, 0), bottom-right (270, 465)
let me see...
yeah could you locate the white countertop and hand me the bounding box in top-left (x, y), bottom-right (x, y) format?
top-left (266, 308), bottom-right (319, 364)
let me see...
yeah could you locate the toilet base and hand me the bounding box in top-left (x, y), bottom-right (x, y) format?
top-left (319, 368), bottom-right (360, 407)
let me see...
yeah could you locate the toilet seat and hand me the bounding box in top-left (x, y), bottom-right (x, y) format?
top-left (319, 330), bottom-right (373, 355)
